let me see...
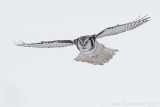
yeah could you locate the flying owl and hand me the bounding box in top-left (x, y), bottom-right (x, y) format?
top-left (15, 16), bottom-right (150, 65)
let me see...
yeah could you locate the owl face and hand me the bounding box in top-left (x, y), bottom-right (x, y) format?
top-left (76, 36), bottom-right (94, 52)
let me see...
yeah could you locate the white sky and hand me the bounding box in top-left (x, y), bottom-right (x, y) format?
top-left (0, 0), bottom-right (160, 107)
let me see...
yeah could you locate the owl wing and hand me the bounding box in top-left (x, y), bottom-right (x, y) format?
top-left (15, 40), bottom-right (74, 48)
top-left (94, 16), bottom-right (150, 39)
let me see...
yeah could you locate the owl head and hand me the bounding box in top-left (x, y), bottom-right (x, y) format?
top-left (75, 35), bottom-right (95, 52)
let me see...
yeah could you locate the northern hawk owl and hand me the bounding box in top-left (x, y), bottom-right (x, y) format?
top-left (15, 16), bottom-right (150, 65)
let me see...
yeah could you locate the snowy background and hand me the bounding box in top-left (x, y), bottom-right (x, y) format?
top-left (0, 0), bottom-right (160, 107)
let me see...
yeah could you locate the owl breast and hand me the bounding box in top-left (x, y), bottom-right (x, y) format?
top-left (74, 41), bottom-right (118, 65)
top-left (81, 41), bottom-right (102, 57)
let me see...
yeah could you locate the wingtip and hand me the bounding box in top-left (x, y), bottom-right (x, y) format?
top-left (13, 40), bottom-right (26, 47)
top-left (142, 15), bottom-right (151, 20)
top-left (136, 15), bottom-right (151, 24)
top-left (136, 15), bottom-right (151, 21)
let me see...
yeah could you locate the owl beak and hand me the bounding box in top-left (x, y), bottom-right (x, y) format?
top-left (81, 44), bottom-right (85, 47)
top-left (83, 42), bottom-right (86, 46)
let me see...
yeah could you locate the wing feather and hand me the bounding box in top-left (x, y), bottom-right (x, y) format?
top-left (15, 40), bottom-right (74, 48)
top-left (95, 16), bottom-right (150, 38)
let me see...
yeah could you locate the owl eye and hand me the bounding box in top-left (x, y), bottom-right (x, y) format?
top-left (79, 41), bottom-right (83, 45)
top-left (85, 41), bottom-right (88, 44)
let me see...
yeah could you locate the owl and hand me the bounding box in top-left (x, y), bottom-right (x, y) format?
top-left (15, 16), bottom-right (150, 65)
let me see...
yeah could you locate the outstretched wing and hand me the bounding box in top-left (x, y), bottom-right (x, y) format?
top-left (95, 16), bottom-right (150, 39)
top-left (15, 40), bottom-right (74, 48)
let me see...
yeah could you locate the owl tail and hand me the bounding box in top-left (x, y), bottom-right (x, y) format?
top-left (74, 46), bottom-right (118, 65)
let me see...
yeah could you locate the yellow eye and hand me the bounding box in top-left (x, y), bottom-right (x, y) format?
top-left (85, 41), bottom-right (88, 44)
